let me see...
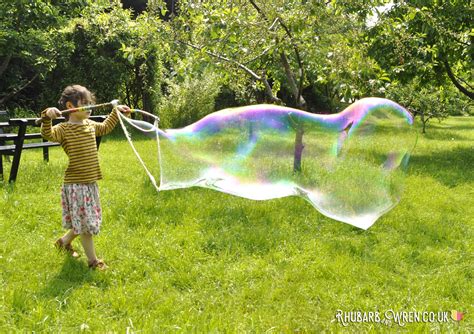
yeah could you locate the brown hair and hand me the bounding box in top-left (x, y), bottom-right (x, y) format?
top-left (58, 85), bottom-right (96, 109)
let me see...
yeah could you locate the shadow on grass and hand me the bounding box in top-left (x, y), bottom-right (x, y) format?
top-left (0, 179), bottom-right (15, 191)
top-left (425, 122), bottom-right (474, 131)
top-left (421, 130), bottom-right (472, 141)
top-left (39, 256), bottom-right (109, 306)
top-left (408, 146), bottom-right (474, 187)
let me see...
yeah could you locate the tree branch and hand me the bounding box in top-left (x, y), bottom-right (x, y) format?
top-left (443, 58), bottom-right (474, 99)
top-left (177, 40), bottom-right (262, 80)
top-left (280, 52), bottom-right (299, 98)
top-left (261, 71), bottom-right (282, 104)
top-left (454, 72), bottom-right (474, 90)
top-left (176, 39), bottom-right (281, 104)
top-left (275, 17), bottom-right (305, 105)
top-left (242, 46), bottom-right (272, 65)
top-left (248, 0), bottom-right (267, 19)
top-left (248, 0), bottom-right (306, 108)
top-left (0, 72), bottom-right (39, 106)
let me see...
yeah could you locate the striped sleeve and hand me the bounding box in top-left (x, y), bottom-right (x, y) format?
top-left (40, 112), bottom-right (65, 143)
top-left (92, 109), bottom-right (119, 137)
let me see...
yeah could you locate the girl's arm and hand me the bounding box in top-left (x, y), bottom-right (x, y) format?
top-left (93, 105), bottom-right (130, 136)
top-left (93, 108), bottom-right (120, 137)
top-left (40, 108), bottom-right (65, 143)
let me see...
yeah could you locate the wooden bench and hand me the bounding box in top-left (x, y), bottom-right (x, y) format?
top-left (0, 114), bottom-right (107, 183)
top-left (0, 111), bottom-right (11, 165)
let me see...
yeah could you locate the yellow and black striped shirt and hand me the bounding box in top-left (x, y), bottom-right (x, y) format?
top-left (40, 110), bottom-right (119, 184)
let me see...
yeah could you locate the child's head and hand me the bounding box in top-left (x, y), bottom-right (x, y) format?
top-left (58, 85), bottom-right (96, 121)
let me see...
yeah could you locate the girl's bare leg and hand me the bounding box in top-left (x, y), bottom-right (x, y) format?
top-left (61, 229), bottom-right (79, 245)
top-left (80, 233), bottom-right (97, 263)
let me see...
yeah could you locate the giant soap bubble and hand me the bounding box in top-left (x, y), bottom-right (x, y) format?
top-left (117, 97), bottom-right (417, 229)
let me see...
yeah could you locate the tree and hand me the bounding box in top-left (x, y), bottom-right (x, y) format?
top-left (368, 0), bottom-right (473, 100)
top-left (162, 0), bottom-right (386, 171)
top-left (386, 81), bottom-right (451, 133)
top-left (0, 1), bottom-right (165, 115)
top-left (0, 0), bottom-right (85, 109)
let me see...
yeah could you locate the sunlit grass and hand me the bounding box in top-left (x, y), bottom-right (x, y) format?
top-left (0, 117), bottom-right (473, 332)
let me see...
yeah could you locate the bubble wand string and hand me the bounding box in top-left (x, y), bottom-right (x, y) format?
top-left (117, 108), bottom-right (162, 191)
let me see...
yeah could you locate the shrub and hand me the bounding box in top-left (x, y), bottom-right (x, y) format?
top-left (158, 70), bottom-right (221, 128)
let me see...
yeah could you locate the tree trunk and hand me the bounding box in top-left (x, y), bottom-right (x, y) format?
top-left (293, 127), bottom-right (304, 172)
top-left (280, 52), bottom-right (305, 108)
top-left (279, 52), bottom-right (307, 172)
top-left (420, 112), bottom-right (426, 134)
top-left (248, 0), bottom-right (308, 172)
top-left (0, 54), bottom-right (12, 78)
top-left (248, 122), bottom-right (256, 142)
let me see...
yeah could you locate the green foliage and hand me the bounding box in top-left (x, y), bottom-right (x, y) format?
top-left (158, 70), bottom-right (222, 128)
top-left (0, 1), bottom-right (66, 109)
top-left (0, 1), bottom-right (165, 115)
top-left (0, 0), bottom-right (471, 133)
top-left (44, 4), bottom-right (164, 113)
top-left (386, 80), bottom-right (472, 133)
top-left (367, 1), bottom-right (473, 99)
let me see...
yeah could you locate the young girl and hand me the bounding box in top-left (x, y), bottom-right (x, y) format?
top-left (41, 84), bottom-right (130, 270)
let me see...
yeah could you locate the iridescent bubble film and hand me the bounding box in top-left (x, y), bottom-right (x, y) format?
top-left (118, 98), bottom-right (417, 229)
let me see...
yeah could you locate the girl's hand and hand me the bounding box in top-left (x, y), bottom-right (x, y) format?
top-left (45, 108), bottom-right (61, 120)
top-left (116, 105), bottom-right (131, 114)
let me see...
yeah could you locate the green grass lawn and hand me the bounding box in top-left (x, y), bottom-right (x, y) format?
top-left (1, 116), bottom-right (473, 332)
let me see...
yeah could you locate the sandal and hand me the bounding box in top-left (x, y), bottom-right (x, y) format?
top-left (88, 258), bottom-right (107, 270)
top-left (55, 238), bottom-right (80, 258)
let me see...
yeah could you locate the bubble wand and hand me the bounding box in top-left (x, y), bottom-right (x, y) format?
top-left (35, 99), bottom-right (120, 125)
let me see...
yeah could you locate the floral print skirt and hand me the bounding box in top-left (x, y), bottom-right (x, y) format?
top-left (61, 182), bottom-right (102, 235)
